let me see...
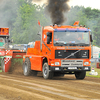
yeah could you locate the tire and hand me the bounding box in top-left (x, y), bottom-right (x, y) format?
top-left (23, 57), bottom-right (31, 76)
top-left (75, 71), bottom-right (86, 80)
top-left (1, 59), bottom-right (5, 72)
top-left (42, 62), bottom-right (53, 79)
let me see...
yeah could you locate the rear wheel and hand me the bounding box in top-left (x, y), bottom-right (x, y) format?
top-left (43, 62), bottom-right (53, 79)
top-left (75, 71), bottom-right (86, 80)
top-left (23, 58), bottom-right (31, 76)
top-left (23, 58), bottom-right (37, 76)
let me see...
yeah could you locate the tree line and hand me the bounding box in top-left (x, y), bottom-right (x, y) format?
top-left (0, 0), bottom-right (100, 46)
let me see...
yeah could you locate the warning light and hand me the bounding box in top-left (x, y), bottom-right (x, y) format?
top-left (73, 21), bottom-right (79, 26)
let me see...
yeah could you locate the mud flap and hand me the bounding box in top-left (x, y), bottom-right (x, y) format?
top-left (4, 57), bottom-right (12, 72)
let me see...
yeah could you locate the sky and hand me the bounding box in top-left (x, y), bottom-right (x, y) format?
top-left (69, 0), bottom-right (100, 9)
top-left (33, 0), bottom-right (100, 10)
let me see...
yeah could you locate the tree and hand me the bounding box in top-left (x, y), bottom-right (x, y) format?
top-left (12, 1), bottom-right (50, 44)
top-left (92, 18), bottom-right (100, 46)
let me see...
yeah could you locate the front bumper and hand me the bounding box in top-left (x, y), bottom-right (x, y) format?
top-left (49, 66), bottom-right (91, 72)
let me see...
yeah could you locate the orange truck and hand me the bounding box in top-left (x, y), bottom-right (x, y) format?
top-left (0, 28), bottom-right (26, 72)
top-left (23, 22), bottom-right (93, 79)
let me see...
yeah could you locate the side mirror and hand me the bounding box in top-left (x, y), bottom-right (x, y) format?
top-left (90, 35), bottom-right (93, 42)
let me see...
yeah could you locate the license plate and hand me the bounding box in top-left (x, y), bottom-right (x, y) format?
top-left (68, 67), bottom-right (77, 69)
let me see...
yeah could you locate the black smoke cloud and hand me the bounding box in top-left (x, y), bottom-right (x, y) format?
top-left (46, 0), bottom-right (70, 25)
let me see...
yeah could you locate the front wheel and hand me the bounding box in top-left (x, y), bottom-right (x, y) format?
top-left (75, 71), bottom-right (86, 80)
top-left (43, 62), bottom-right (53, 79)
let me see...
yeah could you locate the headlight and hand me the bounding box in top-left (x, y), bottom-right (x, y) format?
top-left (55, 62), bottom-right (59, 65)
top-left (84, 62), bottom-right (89, 65)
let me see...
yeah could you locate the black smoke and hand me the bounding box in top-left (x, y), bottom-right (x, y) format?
top-left (46, 0), bottom-right (70, 25)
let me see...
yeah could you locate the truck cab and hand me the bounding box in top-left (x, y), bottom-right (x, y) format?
top-left (23, 23), bottom-right (93, 79)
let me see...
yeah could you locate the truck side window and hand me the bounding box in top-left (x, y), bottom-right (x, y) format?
top-left (47, 32), bottom-right (52, 44)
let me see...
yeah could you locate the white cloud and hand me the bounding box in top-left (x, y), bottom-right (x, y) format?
top-left (69, 0), bottom-right (100, 9)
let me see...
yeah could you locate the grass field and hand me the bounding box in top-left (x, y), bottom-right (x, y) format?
top-left (86, 63), bottom-right (100, 78)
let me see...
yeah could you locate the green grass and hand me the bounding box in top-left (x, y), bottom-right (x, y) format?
top-left (0, 70), bottom-right (2, 72)
top-left (86, 63), bottom-right (100, 78)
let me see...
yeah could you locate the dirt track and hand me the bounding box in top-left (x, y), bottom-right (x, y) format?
top-left (0, 72), bottom-right (100, 100)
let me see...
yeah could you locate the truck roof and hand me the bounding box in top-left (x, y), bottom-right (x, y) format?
top-left (44, 25), bottom-right (91, 32)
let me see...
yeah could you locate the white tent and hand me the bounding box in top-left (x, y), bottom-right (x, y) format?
top-left (93, 46), bottom-right (100, 58)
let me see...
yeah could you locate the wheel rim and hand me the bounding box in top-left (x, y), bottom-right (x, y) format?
top-left (24, 62), bottom-right (28, 73)
top-left (43, 65), bottom-right (48, 76)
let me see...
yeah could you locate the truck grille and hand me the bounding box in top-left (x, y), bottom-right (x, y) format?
top-left (61, 60), bottom-right (83, 67)
top-left (55, 50), bottom-right (89, 59)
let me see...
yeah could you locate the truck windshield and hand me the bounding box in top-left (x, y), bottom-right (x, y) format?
top-left (54, 32), bottom-right (90, 46)
top-left (0, 38), bottom-right (5, 47)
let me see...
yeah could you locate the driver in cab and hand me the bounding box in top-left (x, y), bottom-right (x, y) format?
top-left (54, 35), bottom-right (59, 42)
